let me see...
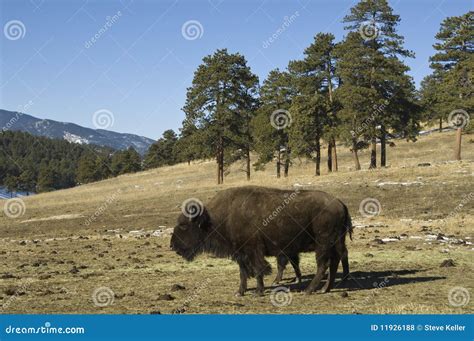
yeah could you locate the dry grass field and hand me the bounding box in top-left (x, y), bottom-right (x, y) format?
top-left (1, 129), bottom-right (473, 314)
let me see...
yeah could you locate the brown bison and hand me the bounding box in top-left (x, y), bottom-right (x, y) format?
top-left (170, 186), bottom-right (352, 296)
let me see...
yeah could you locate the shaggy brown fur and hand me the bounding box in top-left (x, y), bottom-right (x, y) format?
top-left (170, 186), bottom-right (352, 296)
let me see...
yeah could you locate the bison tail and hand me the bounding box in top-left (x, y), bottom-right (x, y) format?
top-left (343, 203), bottom-right (353, 241)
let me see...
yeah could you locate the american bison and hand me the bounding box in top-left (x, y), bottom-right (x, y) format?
top-left (170, 186), bottom-right (352, 296)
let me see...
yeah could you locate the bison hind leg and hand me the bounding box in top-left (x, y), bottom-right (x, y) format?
top-left (321, 249), bottom-right (340, 293)
top-left (273, 254), bottom-right (289, 284)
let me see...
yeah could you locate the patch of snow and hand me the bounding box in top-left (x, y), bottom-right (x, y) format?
top-left (63, 132), bottom-right (89, 144)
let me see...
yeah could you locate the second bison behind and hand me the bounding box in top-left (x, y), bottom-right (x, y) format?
top-left (171, 186), bottom-right (352, 296)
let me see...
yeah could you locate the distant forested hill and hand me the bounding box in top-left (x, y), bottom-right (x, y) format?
top-left (0, 130), bottom-right (142, 193)
top-left (0, 109), bottom-right (154, 155)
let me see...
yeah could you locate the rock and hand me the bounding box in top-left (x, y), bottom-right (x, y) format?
top-left (1, 273), bottom-right (17, 279)
top-left (373, 238), bottom-right (385, 244)
top-left (69, 266), bottom-right (80, 274)
top-left (4, 287), bottom-right (17, 296)
top-left (340, 291), bottom-right (349, 298)
top-left (150, 310), bottom-right (161, 314)
top-left (158, 294), bottom-right (175, 301)
top-left (440, 259), bottom-right (455, 267)
top-left (364, 253), bottom-right (374, 257)
top-left (171, 284), bottom-right (186, 291)
top-left (417, 163), bottom-right (431, 167)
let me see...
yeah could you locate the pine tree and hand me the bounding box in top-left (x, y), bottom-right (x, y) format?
top-left (182, 49), bottom-right (259, 184)
top-left (252, 69), bottom-right (293, 178)
top-left (343, 0), bottom-right (415, 168)
top-left (144, 130), bottom-right (178, 169)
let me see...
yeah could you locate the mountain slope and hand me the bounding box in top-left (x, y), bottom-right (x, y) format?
top-left (0, 109), bottom-right (155, 154)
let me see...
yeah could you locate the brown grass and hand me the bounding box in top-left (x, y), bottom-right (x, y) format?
top-left (0, 130), bottom-right (473, 314)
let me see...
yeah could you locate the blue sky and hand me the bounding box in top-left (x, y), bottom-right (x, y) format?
top-left (0, 0), bottom-right (471, 140)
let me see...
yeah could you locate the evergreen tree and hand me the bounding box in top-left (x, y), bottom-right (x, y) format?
top-left (343, 0), bottom-right (416, 168)
top-left (252, 69), bottom-right (293, 178)
top-left (182, 49), bottom-right (259, 184)
top-left (144, 129), bottom-right (178, 169)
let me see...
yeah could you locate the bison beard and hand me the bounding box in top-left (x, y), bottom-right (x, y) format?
top-left (170, 186), bottom-right (352, 296)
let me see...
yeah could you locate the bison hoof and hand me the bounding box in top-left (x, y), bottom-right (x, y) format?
top-left (235, 291), bottom-right (245, 297)
top-left (254, 291), bottom-right (264, 297)
top-left (305, 288), bottom-right (314, 295)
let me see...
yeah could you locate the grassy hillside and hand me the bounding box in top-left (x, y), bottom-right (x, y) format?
top-left (1, 130), bottom-right (473, 314)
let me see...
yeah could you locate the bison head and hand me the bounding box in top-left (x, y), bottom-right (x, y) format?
top-left (170, 199), bottom-right (211, 261)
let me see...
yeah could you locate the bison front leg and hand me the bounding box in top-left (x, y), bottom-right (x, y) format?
top-left (256, 273), bottom-right (265, 296)
top-left (236, 263), bottom-right (248, 297)
top-left (289, 254), bottom-right (302, 283)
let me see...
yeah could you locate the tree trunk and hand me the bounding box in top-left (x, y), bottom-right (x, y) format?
top-left (284, 151), bottom-right (289, 178)
top-left (327, 142), bottom-right (333, 172)
top-left (454, 128), bottom-right (462, 160)
top-left (315, 138), bottom-right (321, 176)
top-left (352, 139), bottom-right (361, 171)
top-left (220, 150), bottom-right (224, 184)
top-left (276, 150), bottom-right (281, 178)
top-left (439, 118), bottom-right (443, 132)
top-left (246, 148), bottom-right (250, 181)
top-left (380, 124), bottom-right (386, 167)
top-left (216, 154), bottom-right (221, 185)
top-left (331, 138), bottom-right (338, 171)
top-left (369, 137), bottom-right (377, 169)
